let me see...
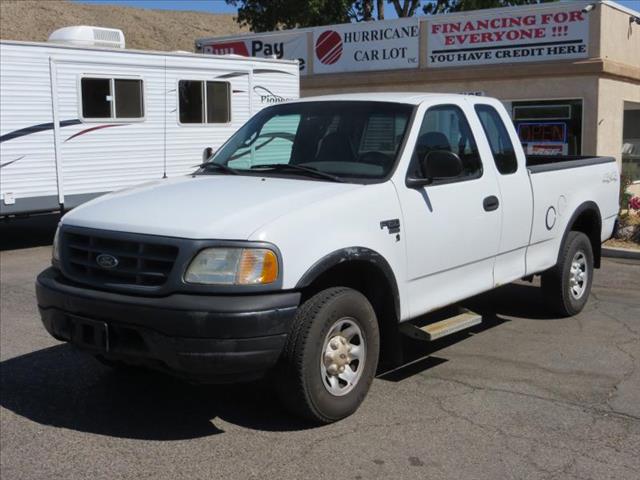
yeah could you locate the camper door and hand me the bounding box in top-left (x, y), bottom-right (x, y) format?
top-left (52, 56), bottom-right (165, 209)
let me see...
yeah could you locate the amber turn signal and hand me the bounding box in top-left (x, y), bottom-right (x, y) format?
top-left (237, 249), bottom-right (278, 285)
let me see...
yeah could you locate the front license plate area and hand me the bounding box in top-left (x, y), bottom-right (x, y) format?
top-left (69, 315), bottom-right (109, 352)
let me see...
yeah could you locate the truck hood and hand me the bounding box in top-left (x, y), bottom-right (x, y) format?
top-left (63, 175), bottom-right (360, 239)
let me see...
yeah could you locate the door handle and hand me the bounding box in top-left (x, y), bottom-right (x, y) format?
top-left (483, 195), bottom-right (500, 212)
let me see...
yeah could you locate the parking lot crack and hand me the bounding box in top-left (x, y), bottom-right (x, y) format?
top-left (430, 385), bottom-right (638, 474)
top-left (428, 375), bottom-right (640, 422)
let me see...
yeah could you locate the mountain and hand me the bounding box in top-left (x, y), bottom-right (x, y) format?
top-left (0, 0), bottom-right (247, 51)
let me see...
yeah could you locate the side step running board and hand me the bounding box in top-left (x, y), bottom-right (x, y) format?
top-left (400, 310), bottom-right (482, 341)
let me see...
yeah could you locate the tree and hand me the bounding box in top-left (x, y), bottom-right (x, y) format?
top-left (389, 0), bottom-right (421, 17)
top-left (225, 0), bottom-right (353, 32)
top-left (225, 0), bottom-right (404, 31)
top-left (354, 0), bottom-right (373, 21)
top-left (422, 0), bottom-right (557, 15)
top-left (225, 0), bottom-right (560, 31)
top-left (377, 0), bottom-right (385, 20)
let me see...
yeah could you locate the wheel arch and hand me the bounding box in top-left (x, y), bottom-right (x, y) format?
top-left (296, 247), bottom-right (400, 318)
top-left (559, 201), bottom-right (602, 268)
top-left (295, 247), bottom-right (402, 369)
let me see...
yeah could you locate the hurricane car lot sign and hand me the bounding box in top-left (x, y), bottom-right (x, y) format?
top-left (427, 5), bottom-right (589, 68)
top-left (200, 31), bottom-right (308, 74)
top-left (313, 18), bottom-right (420, 74)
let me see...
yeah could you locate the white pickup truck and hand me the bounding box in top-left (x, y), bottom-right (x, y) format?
top-left (36, 93), bottom-right (619, 423)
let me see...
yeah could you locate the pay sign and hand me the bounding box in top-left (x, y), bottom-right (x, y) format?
top-left (200, 32), bottom-right (308, 73)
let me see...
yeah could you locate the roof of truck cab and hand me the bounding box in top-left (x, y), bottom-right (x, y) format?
top-left (292, 92), bottom-right (475, 105)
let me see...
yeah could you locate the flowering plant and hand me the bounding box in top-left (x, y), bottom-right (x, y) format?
top-left (630, 196), bottom-right (640, 212)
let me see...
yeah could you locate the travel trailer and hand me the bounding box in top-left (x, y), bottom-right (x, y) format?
top-left (0, 26), bottom-right (300, 216)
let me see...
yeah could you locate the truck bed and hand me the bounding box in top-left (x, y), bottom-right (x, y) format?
top-left (526, 155), bottom-right (616, 173)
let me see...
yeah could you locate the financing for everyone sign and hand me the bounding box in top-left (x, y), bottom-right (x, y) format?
top-left (199, 32), bottom-right (308, 74)
top-left (313, 18), bottom-right (420, 74)
top-left (426, 5), bottom-right (589, 68)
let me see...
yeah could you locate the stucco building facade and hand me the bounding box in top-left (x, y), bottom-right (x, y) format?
top-left (199, 1), bottom-right (640, 191)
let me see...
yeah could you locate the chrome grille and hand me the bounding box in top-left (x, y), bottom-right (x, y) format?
top-left (63, 230), bottom-right (178, 287)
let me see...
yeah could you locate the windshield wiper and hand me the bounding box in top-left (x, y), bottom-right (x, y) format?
top-left (196, 162), bottom-right (238, 175)
top-left (250, 163), bottom-right (345, 183)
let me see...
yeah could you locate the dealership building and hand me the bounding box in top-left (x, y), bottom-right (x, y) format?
top-left (198, 0), bottom-right (640, 190)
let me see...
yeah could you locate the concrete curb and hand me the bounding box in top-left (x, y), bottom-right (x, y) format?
top-left (602, 246), bottom-right (640, 260)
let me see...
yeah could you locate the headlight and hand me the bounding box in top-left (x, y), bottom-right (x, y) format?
top-left (184, 248), bottom-right (278, 285)
top-left (52, 224), bottom-right (61, 264)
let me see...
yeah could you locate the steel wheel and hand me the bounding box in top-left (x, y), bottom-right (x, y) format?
top-left (320, 317), bottom-right (366, 397)
top-left (276, 287), bottom-right (379, 423)
top-left (569, 250), bottom-right (588, 300)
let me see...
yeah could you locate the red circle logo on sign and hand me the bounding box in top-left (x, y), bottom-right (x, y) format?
top-left (315, 30), bottom-right (343, 65)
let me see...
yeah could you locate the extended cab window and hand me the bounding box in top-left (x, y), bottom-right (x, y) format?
top-left (475, 104), bottom-right (518, 174)
top-left (81, 77), bottom-right (144, 120)
top-left (179, 80), bottom-right (230, 124)
top-left (413, 105), bottom-right (482, 182)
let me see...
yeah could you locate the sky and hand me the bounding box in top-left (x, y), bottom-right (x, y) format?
top-left (73, 0), bottom-right (640, 17)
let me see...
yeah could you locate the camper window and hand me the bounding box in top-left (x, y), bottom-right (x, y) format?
top-left (81, 78), bottom-right (111, 118)
top-left (179, 80), bottom-right (230, 124)
top-left (115, 79), bottom-right (144, 118)
top-left (81, 77), bottom-right (144, 121)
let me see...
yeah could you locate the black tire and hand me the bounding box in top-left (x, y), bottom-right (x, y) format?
top-left (276, 287), bottom-right (380, 424)
top-left (542, 231), bottom-right (594, 316)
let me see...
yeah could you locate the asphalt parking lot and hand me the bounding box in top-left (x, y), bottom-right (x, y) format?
top-left (1, 215), bottom-right (639, 480)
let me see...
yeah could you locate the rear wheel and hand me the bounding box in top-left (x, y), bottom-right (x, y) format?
top-left (276, 287), bottom-right (380, 423)
top-left (542, 231), bottom-right (594, 316)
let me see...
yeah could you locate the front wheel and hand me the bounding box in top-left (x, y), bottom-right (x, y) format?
top-left (276, 287), bottom-right (380, 423)
top-left (542, 231), bottom-right (594, 316)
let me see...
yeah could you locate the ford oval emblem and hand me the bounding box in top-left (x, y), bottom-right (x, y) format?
top-left (96, 253), bottom-right (118, 269)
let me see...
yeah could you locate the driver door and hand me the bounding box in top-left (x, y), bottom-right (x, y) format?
top-left (396, 102), bottom-right (502, 317)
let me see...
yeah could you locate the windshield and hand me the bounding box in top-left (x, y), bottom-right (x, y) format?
top-left (205, 101), bottom-right (414, 182)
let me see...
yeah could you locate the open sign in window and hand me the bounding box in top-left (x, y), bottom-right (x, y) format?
top-left (517, 122), bottom-right (567, 143)
top-left (517, 123), bottom-right (568, 156)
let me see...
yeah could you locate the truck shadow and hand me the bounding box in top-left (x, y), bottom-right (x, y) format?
top-left (0, 282), bottom-right (557, 438)
top-left (377, 313), bottom-right (507, 383)
top-left (378, 282), bottom-right (561, 382)
top-left (0, 344), bottom-right (311, 439)
top-left (463, 281), bottom-right (561, 321)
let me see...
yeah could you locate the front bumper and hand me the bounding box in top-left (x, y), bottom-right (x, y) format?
top-left (36, 267), bottom-right (300, 382)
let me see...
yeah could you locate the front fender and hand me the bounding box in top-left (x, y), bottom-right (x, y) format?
top-left (247, 181), bottom-right (407, 318)
top-left (296, 246), bottom-right (401, 320)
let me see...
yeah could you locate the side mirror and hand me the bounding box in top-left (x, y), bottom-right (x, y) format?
top-left (422, 150), bottom-right (463, 179)
top-left (202, 146), bottom-right (213, 162)
top-left (406, 150), bottom-right (463, 188)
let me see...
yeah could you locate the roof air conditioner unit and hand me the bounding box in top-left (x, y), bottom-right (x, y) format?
top-left (48, 26), bottom-right (125, 49)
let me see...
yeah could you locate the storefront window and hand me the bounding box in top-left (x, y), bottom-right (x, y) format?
top-left (622, 102), bottom-right (640, 183)
top-left (510, 99), bottom-right (582, 156)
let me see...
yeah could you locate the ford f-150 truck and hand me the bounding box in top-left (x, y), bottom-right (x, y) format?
top-left (36, 93), bottom-right (619, 423)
